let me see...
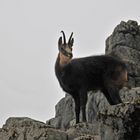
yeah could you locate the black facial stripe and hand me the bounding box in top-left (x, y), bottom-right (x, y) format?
top-left (61, 48), bottom-right (72, 57)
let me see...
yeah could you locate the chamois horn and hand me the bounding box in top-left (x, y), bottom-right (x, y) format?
top-left (68, 32), bottom-right (73, 44)
top-left (61, 31), bottom-right (66, 44)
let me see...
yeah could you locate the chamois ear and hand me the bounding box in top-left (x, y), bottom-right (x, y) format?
top-left (58, 36), bottom-right (62, 46)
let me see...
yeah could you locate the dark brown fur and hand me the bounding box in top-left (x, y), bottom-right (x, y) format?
top-left (55, 31), bottom-right (128, 123)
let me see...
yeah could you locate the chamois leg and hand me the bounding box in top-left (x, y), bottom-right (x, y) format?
top-left (79, 91), bottom-right (88, 122)
top-left (72, 94), bottom-right (80, 124)
top-left (102, 84), bottom-right (122, 105)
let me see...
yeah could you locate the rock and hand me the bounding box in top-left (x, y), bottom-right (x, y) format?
top-left (66, 122), bottom-right (100, 139)
top-left (0, 117), bottom-right (68, 140)
top-left (46, 94), bottom-right (75, 129)
top-left (98, 103), bottom-right (140, 140)
top-left (46, 87), bottom-right (140, 127)
top-left (74, 135), bottom-right (100, 140)
top-left (46, 87), bottom-right (140, 140)
top-left (0, 118), bottom-right (101, 140)
top-left (2, 88), bottom-right (139, 140)
top-left (106, 20), bottom-right (140, 87)
top-left (3, 117), bottom-right (46, 129)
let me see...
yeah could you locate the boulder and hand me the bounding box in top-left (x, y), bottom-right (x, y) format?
top-left (46, 87), bottom-right (140, 140)
top-left (0, 117), bottom-right (100, 140)
top-left (0, 117), bottom-right (68, 140)
top-left (106, 20), bottom-right (140, 87)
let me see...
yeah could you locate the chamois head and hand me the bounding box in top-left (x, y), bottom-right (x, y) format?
top-left (58, 31), bottom-right (74, 58)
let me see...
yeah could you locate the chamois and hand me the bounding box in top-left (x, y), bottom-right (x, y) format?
top-left (55, 31), bottom-right (128, 123)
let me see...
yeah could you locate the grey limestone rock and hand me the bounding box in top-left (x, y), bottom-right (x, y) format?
top-left (0, 117), bottom-right (68, 140)
top-left (0, 118), bottom-right (100, 140)
top-left (46, 87), bottom-right (140, 140)
top-left (106, 20), bottom-right (140, 87)
top-left (46, 94), bottom-right (75, 129)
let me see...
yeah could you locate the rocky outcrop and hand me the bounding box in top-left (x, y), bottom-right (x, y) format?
top-left (46, 20), bottom-right (140, 139)
top-left (46, 87), bottom-right (140, 140)
top-left (0, 117), bottom-right (68, 140)
top-left (0, 20), bottom-right (140, 140)
top-left (106, 20), bottom-right (140, 87)
top-left (0, 117), bottom-right (100, 140)
top-left (1, 90), bottom-right (139, 140)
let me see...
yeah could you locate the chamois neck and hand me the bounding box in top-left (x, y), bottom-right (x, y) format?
top-left (58, 52), bottom-right (72, 67)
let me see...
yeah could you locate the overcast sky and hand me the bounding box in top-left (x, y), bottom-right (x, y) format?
top-left (0, 0), bottom-right (140, 127)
